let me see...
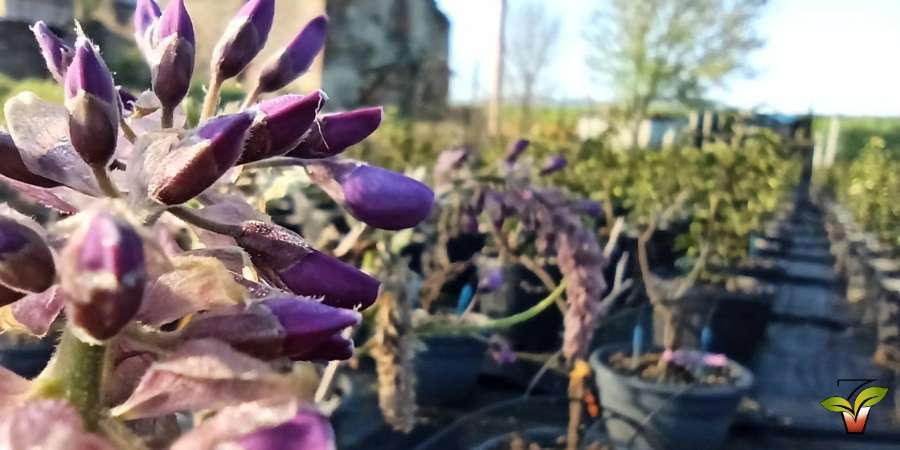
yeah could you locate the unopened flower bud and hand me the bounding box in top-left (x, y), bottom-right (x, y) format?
top-left (237, 410), bottom-right (335, 450)
top-left (265, 297), bottom-right (360, 360)
top-left (539, 155), bottom-right (567, 176)
top-left (478, 268), bottom-right (502, 294)
top-left (505, 139), bottom-right (529, 163)
top-left (239, 92), bottom-right (324, 164)
top-left (212, 0), bottom-right (275, 80)
top-left (65, 36), bottom-right (119, 167)
top-left (0, 132), bottom-right (60, 188)
top-left (305, 158), bottom-right (434, 231)
top-left (134, 0), bottom-right (161, 42)
top-left (61, 213), bottom-right (146, 341)
top-left (32, 21), bottom-right (73, 83)
top-left (286, 107), bottom-right (382, 159)
top-left (0, 217), bottom-right (55, 306)
top-left (235, 221), bottom-right (381, 311)
top-left (149, 112), bottom-right (254, 205)
top-left (152, 0), bottom-right (195, 109)
top-left (257, 15), bottom-right (328, 93)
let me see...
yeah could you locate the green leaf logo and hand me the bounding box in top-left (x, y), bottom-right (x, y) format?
top-left (820, 386), bottom-right (889, 418)
top-left (854, 387), bottom-right (888, 416)
top-left (820, 397), bottom-right (853, 416)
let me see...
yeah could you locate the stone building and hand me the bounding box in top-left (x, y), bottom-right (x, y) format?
top-left (0, 0), bottom-right (449, 114)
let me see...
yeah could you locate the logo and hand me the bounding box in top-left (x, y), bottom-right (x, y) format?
top-left (820, 379), bottom-right (889, 434)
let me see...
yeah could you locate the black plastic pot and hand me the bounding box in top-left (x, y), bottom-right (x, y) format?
top-left (479, 264), bottom-right (563, 353)
top-left (591, 344), bottom-right (753, 450)
top-left (0, 343), bottom-right (54, 378)
top-left (415, 335), bottom-right (487, 406)
top-left (708, 291), bottom-right (774, 365)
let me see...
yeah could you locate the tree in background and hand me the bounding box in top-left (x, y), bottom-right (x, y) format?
top-left (506, 1), bottom-right (561, 134)
top-left (584, 0), bottom-right (767, 143)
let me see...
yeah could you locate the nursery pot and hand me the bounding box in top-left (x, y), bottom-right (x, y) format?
top-left (708, 291), bottom-right (774, 365)
top-left (415, 335), bottom-right (487, 406)
top-left (590, 344), bottom-right (753, 450)
top-left (479, 264), bottom-right (563, 353)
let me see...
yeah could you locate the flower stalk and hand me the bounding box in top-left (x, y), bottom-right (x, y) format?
top-left (52, 328), bottom-right (106, 430)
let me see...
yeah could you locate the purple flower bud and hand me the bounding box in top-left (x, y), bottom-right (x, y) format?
top-left (61, 213), bottom-right (147, 341)
top-left (286, 107), bottom-right (382, 159)
top-left (305, 158), bottom-right (434, 231)
top-left (0, 217), bottom-right (55, 306)
top-left (489, 335), bottom-right (516, 364)
top-left (478, 268), bottom-right (503, 294)
top-left (133, 0), bottom-right (161, 42)
top-left (539, 155), bottom-right (567, 176)
top-left (264, 297), bottom-right (360, 360)
top-left (118, 87), bottom-right (137, 113)
top-left (212, 0), bottom-right (275, 80)
top-left (505, 139), bottom-right (529, 163)
top-left (149, 112), bottom-right (254, 205)
top-left (239, 92), bottom-right (324, 164)
top-left (32, 21), bottom-right (73, 83)
top-left (237, 410), bottom-right (335, 450)
top-left (0, 132), bottom-right (61, 188)
top-left (235, 221), bottom-right (381, 311)
top-left (65, 36), bottom-right (119, 167)
top-left (290, 333), bottom-right (354, 361)
top-left (152, 0), bottom-right (195, 108)
top-left (257, 15), bottom-right (328, 93)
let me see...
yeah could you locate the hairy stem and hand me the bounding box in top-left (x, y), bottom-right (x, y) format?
top-left (92, 165), bottom-right (120, 198)
top-left (200, 76), bottom-right (223, 124)
top-left (240, 83), bottom-right (263, 110)
top-left (167, 206), bottom-right (242, 237)
top-left (161, 106), bottom-right (175, 129)
top-left (54, 328), bottom-right (106, 430)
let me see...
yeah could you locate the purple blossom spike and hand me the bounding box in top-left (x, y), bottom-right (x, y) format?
top-left (257, 15), bottom-right (328, 93)
top-left (0, 131), bottom-right (61, 188)
top-left (31, 21), bottom-right (73, 83)
top-left (61, 213), bottom-right (147, 341)
top-left (505, 139), bottom-right (529, 163)
top-left (235, 221), bottom-right (381, 311)
top-left (539, 155), bottom-right (567, 176)
top-left (286, 107), bottom-right (382, 159)
top-left (152, 0), bottom-right (195, 109)
top-left (239, 92), bottom-right (324, 164)
top-left (65, 35), bottom-right (119, 167)
top-left (571, 199), bottom-right (603, 219)
top-left (0, 217), bottom-right (55, 306)
top-left (305, 158), bottom-right (434, 231)
top-left (237, 410), bottom-right (335, 450)
top-left (212, 0), bottom-right (276, 80)
top-left (148, 112), bottom-right (254, 205)
top-left (484, 190), bottom-right (508, 229)
top-left (265, 296), bottom-right (361, 360)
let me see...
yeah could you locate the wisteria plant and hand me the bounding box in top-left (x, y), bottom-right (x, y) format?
top-left (0, 0), bottom-right (435, 448)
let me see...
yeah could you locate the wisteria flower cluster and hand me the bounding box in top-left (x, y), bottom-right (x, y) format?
top-left (0, 0), bottom-right (434, 448)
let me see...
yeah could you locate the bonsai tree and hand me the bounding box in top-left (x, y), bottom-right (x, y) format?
top-left (0, 1), bottom-right (435, 447)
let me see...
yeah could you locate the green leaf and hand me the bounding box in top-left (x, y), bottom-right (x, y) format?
top-left (854, 387), bottom-right (889, 415)
top-left (820, 397), bottom-right (853, 415)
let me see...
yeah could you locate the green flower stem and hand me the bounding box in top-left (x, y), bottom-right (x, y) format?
top-left (167, 206), bottom-right (242, 237)
top-left (417, 280), bottom-right (568, 336)
top-left (53, 328), bottom-right (106, 430)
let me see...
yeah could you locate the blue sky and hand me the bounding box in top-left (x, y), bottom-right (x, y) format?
top-left (435, 0), bottom-right (900, 116)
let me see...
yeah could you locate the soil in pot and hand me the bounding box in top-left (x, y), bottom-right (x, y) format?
top-left (415, 335), bottom-right (487, 406)
top-left (591, 344), bottom-right (753, 450)
top-left (472, 426), bottom-right (610, 450)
